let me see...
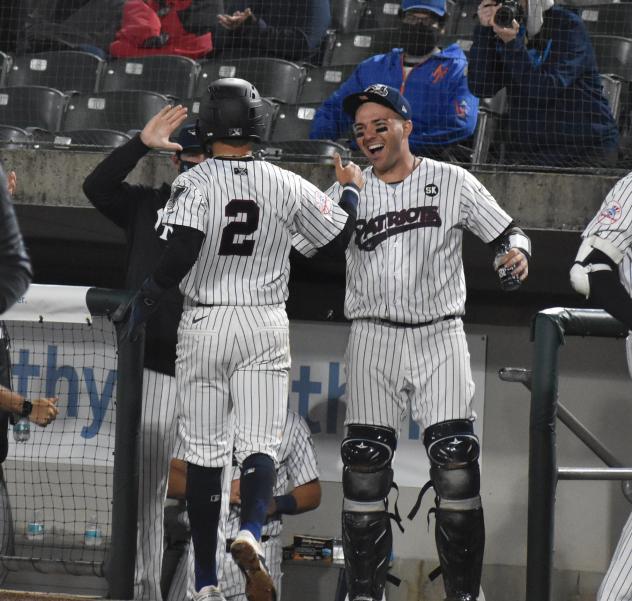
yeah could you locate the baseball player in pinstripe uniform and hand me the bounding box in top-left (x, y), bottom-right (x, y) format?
top-left (114, 77), bottom-right (362, 601)
top-left (84, 106), bottom-right (205, 601)
top-left (297, 84), bottom-right (531, 601)
top-left (571, 172), bottom-right (632, 601)
top-left (166, 410), bottom-right (321, 601)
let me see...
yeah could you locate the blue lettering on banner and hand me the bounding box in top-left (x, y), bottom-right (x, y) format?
top-left (81, 368), bottom-right (117, 439)
top-left (291, 366), bottom-right (321, 433)
top-left (12, 345), bottom-right (117, 440)
top-left (326, 362), bottom-right (345, 434)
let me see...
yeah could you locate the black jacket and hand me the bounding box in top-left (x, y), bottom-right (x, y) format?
top-left (83, 135), bottom-right (183, 376)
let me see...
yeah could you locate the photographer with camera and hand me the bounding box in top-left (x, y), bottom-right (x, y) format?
top-left (468, 0), bottom-right (619, 167)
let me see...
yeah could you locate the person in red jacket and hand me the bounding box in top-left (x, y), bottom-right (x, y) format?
top-left (110, 0), bottom-right (213, 59)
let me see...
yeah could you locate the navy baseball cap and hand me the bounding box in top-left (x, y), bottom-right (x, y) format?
top-left (343, 84), bottom-right (413, 121)
top-left (401, 0), bottom-right (447, 16)
top-left (176, 123), bottom-right (203, 153)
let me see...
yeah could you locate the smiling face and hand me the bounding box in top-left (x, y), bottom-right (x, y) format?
top-left (352, 102), bottom-right (413, 176)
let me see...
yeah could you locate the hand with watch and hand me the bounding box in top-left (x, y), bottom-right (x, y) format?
top-left (20, 396), bottom-right (59, 427)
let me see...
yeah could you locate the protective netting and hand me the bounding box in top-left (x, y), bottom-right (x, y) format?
top-left (0, 0), bottom-right (629, 168)
top-left (0, 317), bottom-right (116, 575)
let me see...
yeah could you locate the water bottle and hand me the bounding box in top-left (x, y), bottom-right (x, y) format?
top-left (84, 513), bottom-right (103, 547)
top-left (494, 243), bottom-right (521, 292)
top-left (13, 417), bottom-right (30, 443)
top-left (26, 510), bottom-right (44, 542)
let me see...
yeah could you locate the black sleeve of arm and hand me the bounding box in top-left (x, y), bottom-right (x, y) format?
top-left (0, 179), bottom-right (32, 313)
top-left (152, 225), bottom-right (205, 290)
top-left (82, 134), bottom-right (152, 228)
top-left (311, 185), bottom-right (358, 258)
top-left (589, 268), bottom-right (632, 331)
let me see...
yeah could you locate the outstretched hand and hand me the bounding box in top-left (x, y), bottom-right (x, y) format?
top-left (334, 153), bottom-right (364, 189)
top-left (140, 105), bottom-right (189, 152)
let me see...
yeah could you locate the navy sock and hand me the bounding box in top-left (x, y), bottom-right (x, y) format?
top-left (239, 453), bottom-right (276, 541)
top-left (186, 463), bottom-right (223, 591)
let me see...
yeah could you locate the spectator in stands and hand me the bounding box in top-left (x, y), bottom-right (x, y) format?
top-left (468, 0), bottom-right (619, 166)
top-left (213, 0), bottom-right (331, 62)
top-left (309, 0), bottom-right (478, 159)
top-left (110, 0), bottom-right (214, 59)
top-left (0, 166), bottom-right (58, 584)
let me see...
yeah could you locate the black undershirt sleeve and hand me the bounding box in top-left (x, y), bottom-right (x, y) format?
top-left (588, 269), bottom-right (632, 331)
top-left (152, 225), bottom-right (205, 290)
top-left (311, 186), bottom-right (358, 258)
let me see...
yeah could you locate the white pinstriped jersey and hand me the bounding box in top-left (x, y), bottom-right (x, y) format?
top-left (297, 158), bottom-right (513, 322)
top-left (162, 157), bottom-right (349, 306)
top-left (582, 172), bottom-right (632, 296)
top-left (225, 410), bottom-right (319, 540)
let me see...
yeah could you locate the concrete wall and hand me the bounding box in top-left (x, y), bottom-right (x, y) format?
top-left (0, 149), bottom-right (623, 231)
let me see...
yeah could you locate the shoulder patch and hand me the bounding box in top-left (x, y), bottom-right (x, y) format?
top-left (598, 200), bottom-right (622, 224)
top-left (166, 184), bottom-right (186, 213)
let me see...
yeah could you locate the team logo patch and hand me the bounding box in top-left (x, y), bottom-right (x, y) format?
top-left (598, 201), bottom-right (622, 224)
top-left (364, 84), bottom-right (389, 97)
top-left (315, 194), bottom-right (333, 215)
top-left (355, 206), bottom-right (442, 251)
top-left (234, 167), bottom-right (248, 175)
top-left (425, 183), bottom-right (439, 197)
top-left (165, 184), bottom-right (186, 213)
top-left (228, 128), bottom-right (242, 137)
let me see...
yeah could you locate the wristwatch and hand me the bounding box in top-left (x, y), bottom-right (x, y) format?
top-left (20, 400), bottom-right (33, 418)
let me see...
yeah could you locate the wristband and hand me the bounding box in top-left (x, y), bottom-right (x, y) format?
top-left (20, 400), bottom-right (33, 418)
top-left (273, 494), bottom-right (298, 515)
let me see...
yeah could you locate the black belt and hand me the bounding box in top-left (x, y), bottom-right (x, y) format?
top-left (226, 535), bottom-right (271, 552)
top-left (372, 315), bottom-right (457, 328)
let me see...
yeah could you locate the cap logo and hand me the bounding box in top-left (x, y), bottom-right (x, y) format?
top-left (401, 105), bottom-right (408, 113)
top-left (229, 128), bottom-right (243, 136)
top-left (364, 84), bottom-right (389, 97)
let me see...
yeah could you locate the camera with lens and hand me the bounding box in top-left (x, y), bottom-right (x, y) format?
top-left (494, 0), bottom-right (524, 28)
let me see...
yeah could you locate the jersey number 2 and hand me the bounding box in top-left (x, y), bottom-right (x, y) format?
top-left (218, 199), bottom-right (260, 256)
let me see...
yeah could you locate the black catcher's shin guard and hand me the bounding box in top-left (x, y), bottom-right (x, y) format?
top-left (342, 510), bottom-right (392, 601)
top-left (435, 506), bottom-right (485, 601)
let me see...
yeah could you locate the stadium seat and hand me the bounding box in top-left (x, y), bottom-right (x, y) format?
top-left (446, 0), bottom-right (479, 36)
top-left (254, 139), bottom-right (351, 163)
top-left (322, 28), bottom-right (398, 66)
top-left (591, 35), bottom-right (632, 82)
top-left (61, 90), bottom-right (170, 134)
top-left (195, 58), bottom-right (306, 104)
top-left (52, 129), bottom-right (133, 151)
top-left (601, 73), bottom-right (623, 122)
top-left (0, 124), bottom-right (32, 149)
top-left (581, 4), bottom-right (632, 38)
top-left (331, 0), bottom-right (370, 32)
top-left (5, 51), bottom-right (105, 94)
top-left (101, 55), bottom-right (200, 100)
top-left (470, 89), bottom-right (507, 164)
top-left (361, 1), bottom-right (402, 29)
top-left (0, 52), bottom-right (11, 88)
top-left (0, 86), bottom-right (66, 132)
top-left (270, 103), bottom-right (321, 141)
top-left (181, 97), bottom-right (278, 142)
top-left (297, 64), bottom-right (356, 104)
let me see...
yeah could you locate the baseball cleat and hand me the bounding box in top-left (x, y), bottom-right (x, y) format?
top-left (230, 529), bottom-right (276, 601)
top-left (193, 585), bottom-right (226, 601)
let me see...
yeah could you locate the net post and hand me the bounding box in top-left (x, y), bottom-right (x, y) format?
top-left (87, 288), bottom-right (144, 599)
top-left (526, 309), bottom-right (565, 601)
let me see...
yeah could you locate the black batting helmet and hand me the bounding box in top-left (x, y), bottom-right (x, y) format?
top-left (196, 77), bottom-right (266, 150)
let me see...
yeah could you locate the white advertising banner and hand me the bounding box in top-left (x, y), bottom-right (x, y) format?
top-left (4, 317), bottom-right (486, 488)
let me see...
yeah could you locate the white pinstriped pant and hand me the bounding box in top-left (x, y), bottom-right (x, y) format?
top-left (135, 368), bottom-right (179, 601)
top-left (344, 317), bottom-right (475, 432)
top-left (598, 336), bottom-right (632, 601)
top-left (176, 304), bottom-right (289, 469)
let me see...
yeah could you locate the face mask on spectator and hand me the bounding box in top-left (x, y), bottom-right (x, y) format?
top-left (398, 22), bottom-right (440, 56)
